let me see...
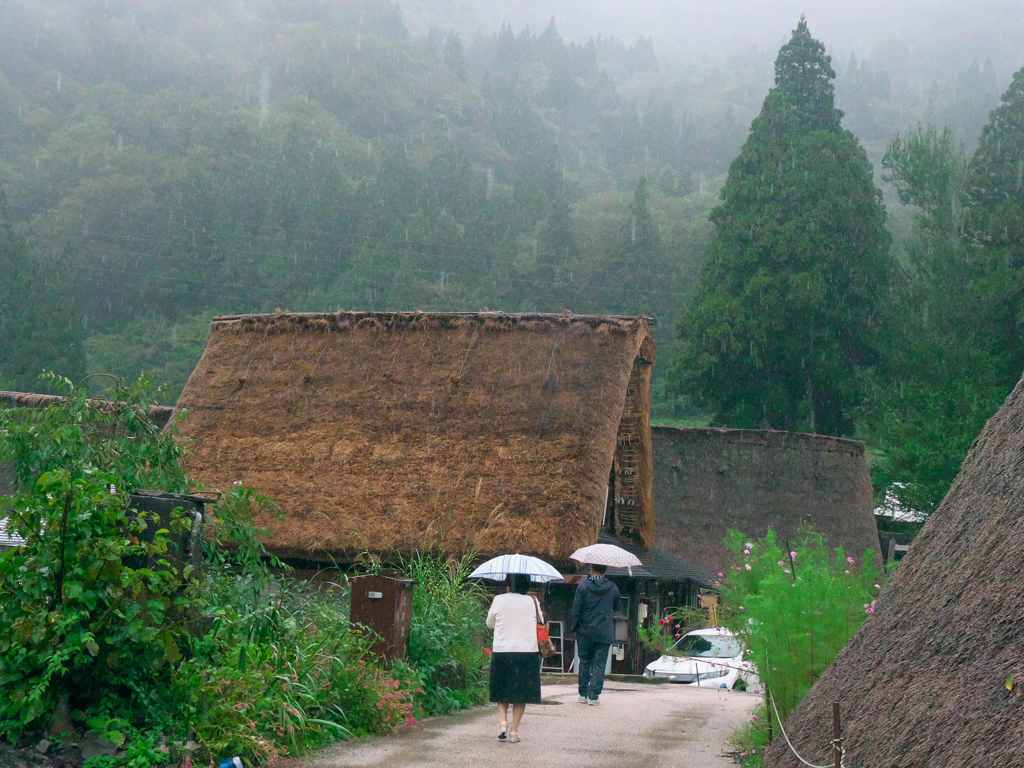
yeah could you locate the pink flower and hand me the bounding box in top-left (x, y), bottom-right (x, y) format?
top-left (659, 618), bottom-right (667, 625)
top-left (846, 555), bottom-right (856, 566)
top-left (864, 600), bottom-right (877, 615)
top-left (717, 571), bottom-right (725, 578)
top-left (789, 551), bottom-right (798, 560)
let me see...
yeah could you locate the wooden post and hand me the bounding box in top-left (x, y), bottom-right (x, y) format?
top-left (832, 702), bottom-right (842, 768)
top-left (53, 491), bottom-right (72, 609)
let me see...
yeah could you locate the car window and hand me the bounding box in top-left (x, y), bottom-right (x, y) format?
top-left (672, 633), bottom-right (741, 658)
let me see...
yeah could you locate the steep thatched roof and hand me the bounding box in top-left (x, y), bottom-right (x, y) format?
top-left (653, 426), bottom-right (880, 579)
top-left (174, 311), bottom-right (655, 559)
top-left (765, 381), bottom-right (1024, 768)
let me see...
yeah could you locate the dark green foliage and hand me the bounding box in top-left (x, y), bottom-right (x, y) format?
top-left (0, 196), bottom-right (86, 393)
top-left (963, 67), bottom-right (1024, 379)
top-left (0, 380), bottom-right (485, 765)
top-left (595, 178), bottom-right (666, 315)
top-left (674, 19), bottom-right (892, 436)
top-left (0, 1), bottom-right (727, 408)
top-left (865, 124), bottom-right (1015, 515)
top-left (0, 380), bottom-right (192, 740)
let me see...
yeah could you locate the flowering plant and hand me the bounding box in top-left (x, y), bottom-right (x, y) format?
top-left (720, 528), bottom-right (882, 720)
top-left (637, 607), bottom-right (707, 655)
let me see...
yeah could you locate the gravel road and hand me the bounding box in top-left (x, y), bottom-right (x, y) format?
top-left (307, 681), bottom-right (758, 768)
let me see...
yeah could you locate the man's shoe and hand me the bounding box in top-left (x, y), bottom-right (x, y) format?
top-left (587, 698), bottom-right (599, 706)
top-left (576, 695), bottom-right (588, 704)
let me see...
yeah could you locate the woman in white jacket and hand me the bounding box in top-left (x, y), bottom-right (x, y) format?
top-left (485, 573), bottom-right (542, 743)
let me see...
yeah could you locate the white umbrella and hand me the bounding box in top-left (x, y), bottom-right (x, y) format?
top-left (469, 554), bottom-right (564, 584)
top-left (569, 543), bottom-right (642, 574)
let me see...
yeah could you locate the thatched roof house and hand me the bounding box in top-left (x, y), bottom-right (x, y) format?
top-left (765, 381), bottom-right (1024, 768)
top-left (652, 426), bottom-right (880, 579)
top-left (174, 311), bottom-right (656, 561)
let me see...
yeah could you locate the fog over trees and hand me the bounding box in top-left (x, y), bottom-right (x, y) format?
top-left (1, 0), bottom-right (1022, 516)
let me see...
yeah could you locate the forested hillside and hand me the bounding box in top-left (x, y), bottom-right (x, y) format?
top-left (2, 1), bottom-right (1023, 515)
top-left (0, 0), bottom-right (727, 407)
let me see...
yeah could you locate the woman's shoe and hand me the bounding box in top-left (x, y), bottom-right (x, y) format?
top-left (498, 726), bottom-right (508, 741)
top-left (509, 733), bottom-right (521, 743)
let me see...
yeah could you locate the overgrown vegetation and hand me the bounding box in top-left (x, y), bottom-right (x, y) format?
top-left (398, 553), bottom-right (489, 717)
top-left (636, 606), bottom-right (708, 656)
top-left (0, 379), bottom-right (488, 767)
top-left (719, 529), bottom-right (881, 767)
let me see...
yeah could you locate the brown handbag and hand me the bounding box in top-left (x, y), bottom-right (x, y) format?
top-left (533, 596), bottom-right (557, 658)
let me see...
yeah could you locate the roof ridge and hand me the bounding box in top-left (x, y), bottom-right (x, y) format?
top-left (652, 424), bottom-right (865, 452)
top-left (212, 310), bottom-right (656, 325)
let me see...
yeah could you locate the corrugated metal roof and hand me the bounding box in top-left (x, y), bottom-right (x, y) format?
top-left (0, 518), bottom-right (24, 549)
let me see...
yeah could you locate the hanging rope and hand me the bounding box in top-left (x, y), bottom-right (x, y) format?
top-left (767, 688), bottom-right (847, 768)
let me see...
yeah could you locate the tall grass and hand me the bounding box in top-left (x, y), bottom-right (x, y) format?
top-left (175, 575), bottom-right (415, 764)
top-left (397, 553), bottom-right (489, 716)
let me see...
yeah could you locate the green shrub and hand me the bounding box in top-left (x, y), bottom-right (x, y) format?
top-left (174, 576), bottom-right (415, 764)
top-left (0, 378), bottom-right (420, 766)
top-left (720, 529), bottom-right (881, 720)
top-left (0, 377), bottom-right (195, 741)
top-left (637, 606), bottom-right (708, 655)
top-left (398, 553), bottom-right (489, 716)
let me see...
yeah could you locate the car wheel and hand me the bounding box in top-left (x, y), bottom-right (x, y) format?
top-left (732, 678), bottom-right (747, 692)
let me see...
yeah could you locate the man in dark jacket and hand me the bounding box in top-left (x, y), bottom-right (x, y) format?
top-left (570, 564), bottom-right (620, 705)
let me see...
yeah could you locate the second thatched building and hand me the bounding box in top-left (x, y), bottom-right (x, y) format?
top-left (173, 311), bottom-right (708, 674)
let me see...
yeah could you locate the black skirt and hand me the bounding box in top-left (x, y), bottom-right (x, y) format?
top-left (489, 652), bottom-right (541, 704)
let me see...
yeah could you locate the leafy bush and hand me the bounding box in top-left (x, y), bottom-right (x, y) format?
top-left (0, 377), bottom-right (195, 741)
top-left (0, 378), bottom-right (421, 766)
top-left (636, 606), bottom-right (707, 655)
top-left (398, 553), bottom-right (489, 716)
top-left (719, 529), bottom-right (882, 765)
top-left (174, 576), bottom-right (415, 764)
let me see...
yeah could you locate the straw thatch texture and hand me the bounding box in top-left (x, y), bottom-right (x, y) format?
top-left (173, 311), bottom-right (655, 559)
top-left (652, 427), bottom-right (880, 580)
top-left (765, 381), bottom-right (1024, 768)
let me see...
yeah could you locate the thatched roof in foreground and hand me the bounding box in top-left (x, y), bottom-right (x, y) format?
top-left (653, 426), bottom-right (880, 579)
top-left (765, 380), bottom-right (1024, 768)
top-left (174, 311), bottom-right (655, 559)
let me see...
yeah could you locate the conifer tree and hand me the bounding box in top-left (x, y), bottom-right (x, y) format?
top-left (0, 192), bottom-right (86, 391)
top-left (600, 177), bottom-right (661, 315)
top-left (672, 18), bottom-right (891, 435)
top-left (964, 66), bottom-right (1024, 377)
